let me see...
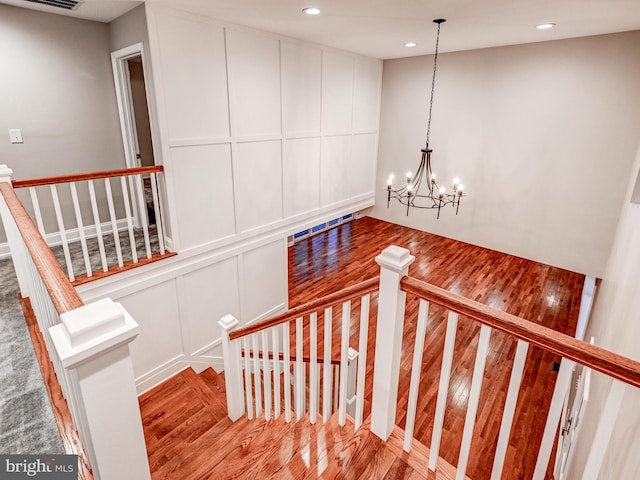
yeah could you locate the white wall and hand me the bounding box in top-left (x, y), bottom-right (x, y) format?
top-left (145, 4), bottom-right (382, 253)
top-left (370, 31), bottom-right (640, 277)
top-left (566, 146), bottom-right (640, 478)
top-left (69, 3), bottom-right (383, 392)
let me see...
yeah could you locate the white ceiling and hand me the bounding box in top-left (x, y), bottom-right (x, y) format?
top-left (3, 0), bottom-right (640, 59)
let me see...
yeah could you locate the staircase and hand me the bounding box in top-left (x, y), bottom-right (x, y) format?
top-left (139, 367), bottom-right (456, 479)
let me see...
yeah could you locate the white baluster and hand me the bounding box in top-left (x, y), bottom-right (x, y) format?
top-left (134, 174), bottom-right (152, 258)
top-left (218, 315), bottom-right (245, 421)
top-left (295, 316), bottom-right (305, 420)
top-left (87, 180), bottom-right (108, 272)
top-left (533, 358), bottom-right (575, 480)
top-left (371, 245), bottom-right (415, 440)
top-left (429, 311), bottom-right (459, 470)
top-left (262, 329), bottom-right (272, 421)
top-left (338, 300), bottom-right (351, 427)
top-left (457, 324), bottom-right (492, 480)
top-left (150, 173), bottom-right (166, 254)
top-left (69, 182), bottom-right (92, 277)
top-left (120, 176), bottom-right (138, 263)
top-left (322, 306), bottom-right (333, 423)
top-left (272, 326), bottom-right (281, 419)
top-left (50, 184), bottom-right (75, 281)
top-left (346, 347), bottom-right (358, 420)
top-left (310, 312), bottom-right (318, 423)
top-left (283, 322), bottom-right (292, 423)
top-left (355, 294), bottom-right (370, 430)
top-left (252, 333), bottom-right (262, 417)
top-left (104, 178), bottom-right (124, 267)
top-left (491, 339), bottom-right (530, 480)
top-left (404, 299), bottom-right (430, 452)
top-left (28, 187), bottom-right (46, 237)
top-left (242, 337), bottom-right (253, 420)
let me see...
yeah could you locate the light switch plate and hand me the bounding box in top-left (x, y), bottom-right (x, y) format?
top-left (9, 129), bottom-right (23, 144)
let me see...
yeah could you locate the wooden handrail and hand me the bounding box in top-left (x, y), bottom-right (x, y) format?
top-left (12, 165), bottom-right (164, 189)
top-left (229, 276), bottom-right (380, 341)
top-left (401, 276), bottom-right (640, 389)
top-left (0, 183), bottom-right (83, 313)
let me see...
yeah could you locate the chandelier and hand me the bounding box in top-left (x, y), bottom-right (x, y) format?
top-left (386, 19), bottom-right (465, 219)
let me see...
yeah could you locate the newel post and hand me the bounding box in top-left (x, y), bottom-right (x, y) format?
top-left (219, 314), bottom-right (245, 421)
top-left (0, 164), bottom-right (30, 297)
top-left (49, 298), bottom-right (151, 480)
top-left (370, 245), bottom-right (415, 440)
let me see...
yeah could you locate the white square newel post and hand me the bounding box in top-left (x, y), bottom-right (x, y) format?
top-left (49, 298), bottom-right (151, 480)
top-left (370, 245), bottom-right (415, 441)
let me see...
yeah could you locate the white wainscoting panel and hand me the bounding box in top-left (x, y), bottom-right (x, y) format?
top-left (349, 133), bottom-right (378, 198)
top-left (284, 137), bottom-right (321, 217)
top-left (322, 50), bottom-right (354, 132)
top-left (154, 13), bottom-right (229, 140)
top-left (321, 135), bottom-right (352, 206)
top-left (353, 57), bottom-right (382, 131)
top-left (234, 140), bottom-right (283, 232)
top-left (170, 144), bottom-right (236, 249)
top-left (241, 239), bottom-right (287, 323)
top-left (226, 29), bottom-right (281, 137)
top-left (281, 41), bottom-right (322, 135)
top-left (116, 279), bottom-right (183, 380)
top-left (182, 256), bottom-right (241, 353)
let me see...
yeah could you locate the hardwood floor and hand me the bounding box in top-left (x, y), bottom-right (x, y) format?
top-left (139, 216), bottom-right (583, 479)
top-left (288, 216), bottom-right (584, 480)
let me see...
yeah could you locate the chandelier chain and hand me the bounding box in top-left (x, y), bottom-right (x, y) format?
top-left (425, 20), bottom-right (442, 150)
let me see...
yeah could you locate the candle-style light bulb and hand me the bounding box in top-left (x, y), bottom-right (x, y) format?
top-left (439, 186), bottom-right (446, 195)
top-left (453, 177), bottom-right (460, 185)
top-left (431, 173), bottom-right (436, 180)
top-left (458, 184), bottom-right (464, 194)
top-left (389, 173), bottom-right (395, 181)
top-left (406, 171), bottom-right (412, 179)
top-left (407, 183), bottom-right (413, 192)
top-left (387, 177), bottom-right (393, 186)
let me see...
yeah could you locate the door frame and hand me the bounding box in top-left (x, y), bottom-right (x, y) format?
top-left (111, 42), bottom-right (158, 228)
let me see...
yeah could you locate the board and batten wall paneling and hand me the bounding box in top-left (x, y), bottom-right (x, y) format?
top-left (353, 57), bottom-right (383, 131)
top-left (154, 13), bottom-right (229, 141)
top-left (350, 134), bottom-right (378, 198)
top-left (181, 256), bottom-right (241, 354)
top-left (322, 50), bottom-right (355, 132)
top-left (241, 239), bottom-right (287, 323)
top-left (226, 29), bottom-right (281, 138)
top-left (321, 135), bottom-right (352, 206)
top-left (281, 41), bottom-right (322, 135)
top-left (234, 140), bottom-right (284, 232)
top-left (170, 144), bottom-right (236, 249)
top-left (284, 137), bottom-right (321, 217)
top-left (116, 279), bottom-right (183, 380)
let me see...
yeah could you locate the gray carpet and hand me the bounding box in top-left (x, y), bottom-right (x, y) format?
top-left (0, 256), bottom-right (64, 454)
top-left (0, 223), bottom-right (162, 454)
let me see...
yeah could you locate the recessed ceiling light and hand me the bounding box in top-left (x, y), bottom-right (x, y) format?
top-left (303, 7), bottom-right (321, 15)
top-left (536, 23), bottom-right (556, 30)
top-left (404, 42), bottom-right (417, 48)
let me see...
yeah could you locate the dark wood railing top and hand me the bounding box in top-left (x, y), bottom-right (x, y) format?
top-left (401, 275), bottom-right (640, 389)
top-left (12, 165), bottom-right (164, 189)
top-left (0, 183), bottom-right (83, 313)
top-left (229, 276), bottom-right (380, 341)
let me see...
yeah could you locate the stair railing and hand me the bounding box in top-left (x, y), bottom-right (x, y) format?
top-left (219, 276), bottom-right (378, 430)
top-left (0, 165), bottom-right (151, 480)
top-left (10, 165), bottom-right (169, 283)
top-left (371, 245), bottom-right (640, 480)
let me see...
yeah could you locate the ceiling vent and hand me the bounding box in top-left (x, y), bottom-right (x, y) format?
top-left (23, 0), bottom-right (80, 10)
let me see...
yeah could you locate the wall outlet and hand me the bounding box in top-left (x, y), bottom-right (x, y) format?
top-left (8, 129), bottom-right (23, 144)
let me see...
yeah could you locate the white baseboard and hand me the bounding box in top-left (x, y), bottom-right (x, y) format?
top-left (135, 354), bottom-right (188, 395)
top-left (0, 219), bottom-right (129, 259)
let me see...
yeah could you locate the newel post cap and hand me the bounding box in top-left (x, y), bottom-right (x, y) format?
top-left (375, 245), bottom-right (415, 273)
top-left (0, 165), bottom-right (14, 183)
top-left (219, 314), bottom-right (240, 332)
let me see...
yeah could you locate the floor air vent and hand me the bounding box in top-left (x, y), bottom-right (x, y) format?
top-left (23, 0), bottom-right (80, 10)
